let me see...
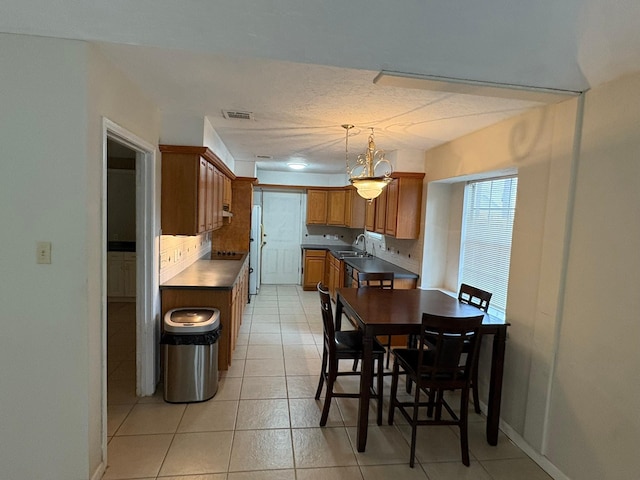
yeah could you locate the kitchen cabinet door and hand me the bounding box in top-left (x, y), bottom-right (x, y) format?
top-left (205, 162), bottom-right (214, 231)
top-left (123, 253), bottom-right (136, 297)
top-left (374, 188), bottom-right (387, 233)
top-left (303, 249), bottom-right (327, 290)
top-left (384, 178), bottom-right (399, 236)
top-left (213, 167), bottom-right (224, 230)
top-left (223, 175), bottom-right (232, 209)
top-left (384, 173), bottom-right (424, 239)
top-left (107, 252), bottom-right (125, 297)
top-left (345, 188), bottom-right (366, 228)
top-left (161, 152), bottom-right (207, 235)
top-left (327, 190), bottom-right (347, 225)
top-left (108, 252), bottom-right (136, 298)
top-left (365, 198), bottom-right (376, 231)
top-left (306, 189), bottom-right (328, 224)
top-left (328, 253), bottom-right (343, 299)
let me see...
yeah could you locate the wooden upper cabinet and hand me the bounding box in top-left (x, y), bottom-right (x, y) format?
top-left (365, 198), bottom-right (376, 231)
top-left (160, 145), bottom-right (236, 236)
top-left (223, 176), bottom-right (232, 209)
top-left (384, 178), bottom-right (399, 236)
top-left (374, 188), bottom-right (387, 233)
top-left (384, 173), bottom-right (425, 239)
top-left (306, 189), bottom-right (328, 224)
top-left (327, 190), bottom-right (347, 225)
top-left (345, 188), bottom-right (366, 228)
top-left (160, 152), bottom-right (205, 236)
top-left (306, 187), bottom-right (365, 227)
top-left (205, 162), bottom-right (215, 231)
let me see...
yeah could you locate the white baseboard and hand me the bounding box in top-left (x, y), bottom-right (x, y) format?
top-left (497, 419), bottom-right (570, 480)
top-left (477, 399), bottom-right (570, 480)
top-left (90, 462), bottom-right (106, 480)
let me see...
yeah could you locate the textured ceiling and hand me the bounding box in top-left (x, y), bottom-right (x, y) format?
top-left (2, 0), bottom-right (639, 173)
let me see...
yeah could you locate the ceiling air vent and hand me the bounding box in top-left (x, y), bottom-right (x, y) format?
top-left (222, 110), bottom-right (254, 121)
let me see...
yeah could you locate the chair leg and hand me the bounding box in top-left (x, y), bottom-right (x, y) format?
top-left (409, 381), bottom-right (421, 468)
top-left (459, 387), bottom-right (471, 466)
top-left (426, 388), bottom-right (435, 418)
top-left (387, 361), bottom-right (400, 425)
top-left (376, 354), bottom-right (384, 425)
top-left (435, 389), bottom-right (445, 421)
top-left (385, 336), bottom-right (392, 369)
top-left (352, 358), bottom-right (359, 371)
top-left (471, 360), bottom-right (481, 414)
top-left (320, 359), bottom-right (337, 426)
top-left (471, 335), bottom-right (483, 414)
top-left (315, 348), bottom-right (328, 400)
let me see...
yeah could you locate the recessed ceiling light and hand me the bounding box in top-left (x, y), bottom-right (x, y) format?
top-left (287, 162), bottom-right (307, 170)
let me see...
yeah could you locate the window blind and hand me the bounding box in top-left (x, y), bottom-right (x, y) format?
top-left (459, 177), bottom-right (518, 319)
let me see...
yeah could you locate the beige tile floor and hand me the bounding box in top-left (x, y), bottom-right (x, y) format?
top-left (106, 285), bottom-right (552, 480)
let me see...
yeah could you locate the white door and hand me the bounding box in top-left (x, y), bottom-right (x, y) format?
top-left (261, 191), bottom-right (303, 284)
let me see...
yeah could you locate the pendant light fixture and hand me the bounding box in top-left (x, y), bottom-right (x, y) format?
top-left (343, 124), bottom-right (393, 200)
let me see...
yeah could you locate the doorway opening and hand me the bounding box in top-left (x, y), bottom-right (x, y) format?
top-left (260, 191), bottom-right (303, 285)
top-left (102, 118), bottom-right (158, 463)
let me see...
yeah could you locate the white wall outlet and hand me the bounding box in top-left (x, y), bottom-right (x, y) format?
top-left (160, 251), bottom-right (169, 268)
top-left (36, 241), bottom-right (51, 264)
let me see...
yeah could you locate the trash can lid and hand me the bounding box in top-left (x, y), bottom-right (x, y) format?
top-left (164, 307), bottom-right (220, 334)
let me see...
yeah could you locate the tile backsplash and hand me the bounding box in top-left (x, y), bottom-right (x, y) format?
top-left (159, 232), bottom-right (211, 283)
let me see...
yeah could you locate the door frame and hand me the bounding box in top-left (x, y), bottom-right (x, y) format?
top-left (101, 118), bottom-right (158, 457)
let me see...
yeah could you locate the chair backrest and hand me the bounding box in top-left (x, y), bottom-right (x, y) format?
top-left (417, 313), bottom-right (484, 385)
top-left (357, 272), bottom-right (394, 289)
top-left (458, 283), bottom-right (492, 312)
top-left (317, 282), bottom-right (336, 353)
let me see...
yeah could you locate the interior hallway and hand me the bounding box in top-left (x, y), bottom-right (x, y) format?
top-left (105, 286), bottom-right (552, 479)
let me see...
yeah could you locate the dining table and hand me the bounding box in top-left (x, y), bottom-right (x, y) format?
top-left (334, 287), bottom-right (510, 452)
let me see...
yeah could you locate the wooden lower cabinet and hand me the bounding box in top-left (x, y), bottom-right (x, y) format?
top-left (327, 253), bottom-right (343, 299)
top-left (160, 259), bottom-right (249, 371)
top-left (303, 249), bottom-right (327, 290)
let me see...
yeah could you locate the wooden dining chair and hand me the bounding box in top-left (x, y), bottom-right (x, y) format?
top-left (357, 272), bottom-right (395, 368)
top-left (458, 283), bottom-right (492, 414)
top-left (314, 282), bottom-right (386, 426)
top-left (388, 312), bottom-right (484, 467)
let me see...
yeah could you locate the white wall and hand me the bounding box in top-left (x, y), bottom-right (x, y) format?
top-left (0, 34), bottom-right (162, 480)
top-left (0, 34), bottom-right (93, 480)
top-left (546, 72), bottom-right (640, 479)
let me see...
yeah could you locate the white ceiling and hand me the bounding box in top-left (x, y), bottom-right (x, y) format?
top-left (2, 0), bottom-right (639, 174)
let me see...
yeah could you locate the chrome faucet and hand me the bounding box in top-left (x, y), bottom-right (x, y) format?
top-left (355, 233), bottom-right (367, 254)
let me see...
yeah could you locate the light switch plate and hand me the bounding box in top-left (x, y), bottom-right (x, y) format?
top-left (37, 241), bottom-right (51, 264)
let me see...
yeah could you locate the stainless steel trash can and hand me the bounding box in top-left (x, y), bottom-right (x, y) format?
top-left (161, 307), bottom-right (221, 403)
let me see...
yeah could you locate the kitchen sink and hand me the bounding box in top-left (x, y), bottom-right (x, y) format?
top-left (335, 250), bottom-right (370, 258)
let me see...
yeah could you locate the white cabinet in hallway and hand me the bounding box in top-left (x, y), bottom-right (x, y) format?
top-left (107, 252), bottom-right (136, 298)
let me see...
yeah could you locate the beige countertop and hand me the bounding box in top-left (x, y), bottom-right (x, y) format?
top-left (160, 255), bottom-right (248, 290)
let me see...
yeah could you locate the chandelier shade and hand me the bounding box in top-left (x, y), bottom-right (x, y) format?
top-left (343, 124), bottom-right (393, 200)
